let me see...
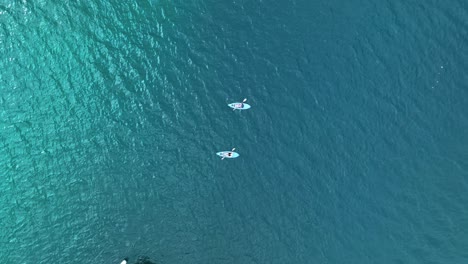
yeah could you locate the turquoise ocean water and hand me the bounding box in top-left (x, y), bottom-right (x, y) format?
top-left (1, 0), bottom-right (468, 263)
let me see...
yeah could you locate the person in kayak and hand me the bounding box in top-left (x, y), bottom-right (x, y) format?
top-left (120, 256), bottom-right (155, 264)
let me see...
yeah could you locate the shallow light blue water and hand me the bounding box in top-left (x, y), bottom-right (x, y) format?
top-left (1, 0), bottom-right (468, 263)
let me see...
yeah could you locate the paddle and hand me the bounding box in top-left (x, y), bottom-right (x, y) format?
top-left (221, 148), bottom-right (236, 160)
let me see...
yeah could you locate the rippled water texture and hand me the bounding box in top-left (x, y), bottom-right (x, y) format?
top-left (1, 0), bottom-right (468, 263)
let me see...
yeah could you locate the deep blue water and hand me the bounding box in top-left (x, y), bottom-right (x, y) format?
top-left (1, 0), bottom-right (468, 263)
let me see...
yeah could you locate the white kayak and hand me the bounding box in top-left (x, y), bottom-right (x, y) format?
top-left (228, 102), bottom-right (251, 110)
top-left (216, 151), bottom-right (240, 159)
top-left (228, 98), bottom-right (250, 110)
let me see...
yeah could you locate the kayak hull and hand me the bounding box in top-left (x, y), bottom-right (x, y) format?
top-left (228, 103), bottom-right (251, 110)
top-left (216, 151), bottom-right (240, 158)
